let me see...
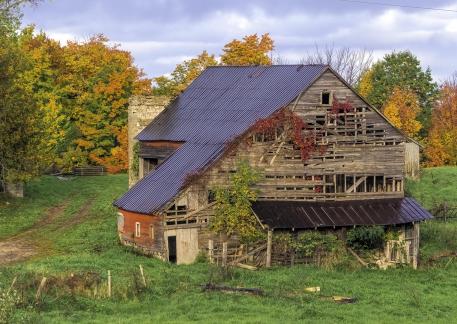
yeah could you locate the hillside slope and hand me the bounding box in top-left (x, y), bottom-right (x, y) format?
top-left (0, 169), bottom-right (456, 323)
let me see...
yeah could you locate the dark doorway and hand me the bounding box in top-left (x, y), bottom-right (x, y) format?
top-left (168, 236), bottom-right (177, 263)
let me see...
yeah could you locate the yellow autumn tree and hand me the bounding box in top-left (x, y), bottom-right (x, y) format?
top-left (221, 33), bottom-right (274, 66)
top-left (19, 27), bottom-right (67, 166)
top-left (425, 78), bottom-right (457, 166)
top-left (154, 50), bottom-right (217, 97)
top-left (358, 68), bottom-right (374, 99)
top-left (383, 87), bottom-right (422, 138)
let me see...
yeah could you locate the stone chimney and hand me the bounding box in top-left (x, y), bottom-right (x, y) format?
top-left (128, 95), bottom-right (169, 187)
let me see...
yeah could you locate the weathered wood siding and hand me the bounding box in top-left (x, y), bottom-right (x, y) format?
top-left (138, 70), bottom-right (416, 264)
top-left (404, 142), bottom-right (420, 179)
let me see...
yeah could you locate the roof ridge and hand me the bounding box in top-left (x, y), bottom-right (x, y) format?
top-left (206, 64), bottom-right (329, 68)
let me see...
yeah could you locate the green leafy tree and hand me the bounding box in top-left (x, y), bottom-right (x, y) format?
top-left (210, 160), bottom-right (262, 243)
top-left (358, 51), bottom-right (438, 137)
top-left (18, 26), bottom-right (67, 166)
top-left (0, 8), bottom-right (43, 183)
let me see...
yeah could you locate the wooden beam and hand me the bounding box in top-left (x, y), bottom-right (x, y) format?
top-left (345, 176), bottom-right (366, 193)
top-left (230, 244), bottom-right (267, 265)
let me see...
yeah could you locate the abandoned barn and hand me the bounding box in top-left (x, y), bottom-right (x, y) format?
top-left (114, 64), bottom-right (432, 268)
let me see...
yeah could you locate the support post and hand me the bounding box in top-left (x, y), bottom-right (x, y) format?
top-left (107, 270), bottom-right (112, 298)
top-left (412, 223), bottom-right (420, 269)
top-left (266, 230), bottom-right (273, 268)
top-left (222, 242), bottom-right (228, 267)
top-left (35, 277), bottom-right (47, 303)
top-left (7, 277), bottom-right (17, 294)
top-left (208, 239), bottom-right (214, 263)
top-left (139, 265), bottom-right (146, 287)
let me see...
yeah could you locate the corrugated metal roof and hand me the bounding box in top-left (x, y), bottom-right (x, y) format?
top-left (252, 198), bottom-right (433, 229)
top-left (114, 65), bottom-right (328, 214)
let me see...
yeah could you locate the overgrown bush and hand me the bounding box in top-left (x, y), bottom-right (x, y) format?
top-left (273, 231), bottom-right (346, 269)
top-left (274, 232), bottom-right (340, 255)
top-left (346, 226), bottom-right (385, 250)
top-left (0, 288), bottom-right (21, 324)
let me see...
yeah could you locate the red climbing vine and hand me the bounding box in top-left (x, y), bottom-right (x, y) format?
top-left (249, 108), bottom-right (324, 161)
top-left (330, 96), bottom-right (354, 115)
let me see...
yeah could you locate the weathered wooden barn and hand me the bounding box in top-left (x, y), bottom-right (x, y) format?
top-left (114, 65), bottom-right (432, 268)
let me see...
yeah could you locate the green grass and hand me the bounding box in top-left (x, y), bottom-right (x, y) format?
top-left (406, 166), bottom-right (457, 209)
top-left (0, 168), bottom-right (457, 323)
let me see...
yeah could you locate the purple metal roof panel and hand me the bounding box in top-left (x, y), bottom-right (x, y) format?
top-left (252, 198), bottom-right (433, 229)
top-left (115, 65), bottom-right (328, 214)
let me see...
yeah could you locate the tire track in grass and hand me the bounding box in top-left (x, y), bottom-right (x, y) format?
top-left (0, 196), bottom-right (96, 266)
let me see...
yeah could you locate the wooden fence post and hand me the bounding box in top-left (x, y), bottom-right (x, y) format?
top-left (107, 270), bottom-right (112, 298)
top-left (222, 242), bottom-right (228, 267)
top-left (35, 277), bottom-right (47, 303)
top-left (208, 240), bottom-right (214, 264)
top-left (7, 277), bottom-right (17, 294)
top-left (139, 265), bottom-right (146, 287)
top-left (266, 230), bottom-right (272, 268)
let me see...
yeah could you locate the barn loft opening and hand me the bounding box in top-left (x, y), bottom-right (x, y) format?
top-left (321, 91), bottom-right (331, 105)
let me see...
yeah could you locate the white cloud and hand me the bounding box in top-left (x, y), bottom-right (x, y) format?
top-left (22, 0), bottom-right (457, 80)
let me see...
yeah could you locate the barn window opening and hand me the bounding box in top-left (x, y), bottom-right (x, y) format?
top-left (150, 225), bottom-right (154, 239)
top-left (135, 222), bottom-right (141, 237)
top-left (208, 190), bottom-right (216, 203)
top-left (143, 158), bottom-right (159, 175)
top-left (166, 203), bottom-right (188, 216)
top-left (321, 91), bottom-right (331, 105)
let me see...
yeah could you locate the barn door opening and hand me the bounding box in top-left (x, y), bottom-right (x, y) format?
top-left (168, 236), bottom-right (177, 263)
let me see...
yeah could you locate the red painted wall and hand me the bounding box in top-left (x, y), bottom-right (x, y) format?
top-left (118, 209), bottom-right (163, 253)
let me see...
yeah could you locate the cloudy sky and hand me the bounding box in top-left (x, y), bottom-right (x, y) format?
top-left (22, 0), bottom-right (457, 82)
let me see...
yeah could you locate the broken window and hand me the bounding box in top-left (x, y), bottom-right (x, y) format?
top-left (166, 203), bottom-right (188, 216)
top-left (143, 158), bottom-right (158, 175)
top-left (207, 190), bottom-right (216, 203)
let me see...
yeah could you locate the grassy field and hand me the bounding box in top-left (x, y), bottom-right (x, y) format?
top-left (0, 168), bottom-right (456, 323)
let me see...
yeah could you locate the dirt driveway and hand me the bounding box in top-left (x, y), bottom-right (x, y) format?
top-left (0, 199), bottom-right (94, 266)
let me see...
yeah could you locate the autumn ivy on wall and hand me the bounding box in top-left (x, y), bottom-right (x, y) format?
top-left (131, 142), bottom-right (140, 177)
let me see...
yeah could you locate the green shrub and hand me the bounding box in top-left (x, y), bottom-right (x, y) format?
top-left (273, 231), bottom-right (340, 255)
top-left (346, 226), bottom-right (385, 250)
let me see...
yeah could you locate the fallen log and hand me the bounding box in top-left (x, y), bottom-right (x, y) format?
top-left (201, 283), bottom-right (264, 296)
top-left (236, 263), bottom-right (257, 271)
top-left (347, 248), bottom-right (368, 268)
top-left (426, 251), bottom-right (457, 264)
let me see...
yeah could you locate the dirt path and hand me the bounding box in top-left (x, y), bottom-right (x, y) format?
top-left (0, 198), bottom-right (95, 266)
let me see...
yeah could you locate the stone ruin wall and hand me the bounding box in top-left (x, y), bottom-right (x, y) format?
top-left (128, 95), bottom-right (169, 187)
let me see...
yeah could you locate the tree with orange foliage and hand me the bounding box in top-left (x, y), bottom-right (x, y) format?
top-left (58, 35), bottom-right (151, 172)
top-left (425, 76), bottom-right (457, 166)
top-left (383, 87), bottom-right (422, 138)
top-left (221, 33), bottom-right (274, 66)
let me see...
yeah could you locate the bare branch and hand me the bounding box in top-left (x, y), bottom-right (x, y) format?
top-left (300, 44), bottom-right (373, 86)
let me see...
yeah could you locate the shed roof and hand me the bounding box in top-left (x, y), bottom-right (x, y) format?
top-left (114, 65), bottom-right (328, 214)
top-left (252, 198), bottom-right (433, 229)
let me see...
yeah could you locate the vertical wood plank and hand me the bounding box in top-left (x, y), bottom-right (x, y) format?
top-left (222, 242), bottom-right (228, 267)
top-left (266, 230), bottom-right (272, 268)
top-left (108, 270), bottom-right (112, 298)
top-left (208, 239), bottom-right (214, 263)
